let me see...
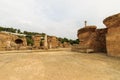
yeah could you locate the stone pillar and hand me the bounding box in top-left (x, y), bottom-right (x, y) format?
top-left (44, 34), bottom-right (48, 49)
top-left (32, 35), bottom-right (41, 49)
top-left (49, 42), bottom-right (52, 49)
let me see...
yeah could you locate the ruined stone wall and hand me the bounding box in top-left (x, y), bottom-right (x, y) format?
top-left (0, 32), bottom-right (27, 50)
top-left (15, 37), bottom-right (27, 50)
top-left (48, 36), bottom-right (59, 48)
top-left (103, 13), bottom-right (120, 57)
top-left (94, 28), bottom-right (107, 52)
top-left (103, 13), bottom-right (120, 28)
top-left (0, 33), bottom-right (14, 50)
top-left (21, 37), bottom-right (27, 46)
top-left (58, 41), bottom-right (63, 48)
top-left (63, 42), bottom-right (71, 48)
top-left (74, 13), bottom-right (120, 56)
top-left (77, 26), bottom-right (96, 52)
top-left (77, 26), bottom-right (107, 53)
top-left (32, 35), bottom-right (41, 49)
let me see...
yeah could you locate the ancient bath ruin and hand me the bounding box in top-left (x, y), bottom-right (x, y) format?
top-left (72, 13), bottom-right (120, 57)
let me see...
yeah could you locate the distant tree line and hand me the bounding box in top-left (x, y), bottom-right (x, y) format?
top-left (0, 26), bottom-right (46, 36)
top-left (0, 26), bottom-right (19, 33)
top-left (58, 37), bottom-right (79, 45)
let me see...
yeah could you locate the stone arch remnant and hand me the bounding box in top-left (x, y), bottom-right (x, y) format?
top-left (15, 39), bottom-right (23, 44)
top-left (15, 39), bottom-right (23, 50)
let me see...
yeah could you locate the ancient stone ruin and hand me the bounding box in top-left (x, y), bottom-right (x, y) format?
top-left (73, 13), bottom-right (120, 57)
top-left (32, 35), bottom-right (70, 49)
top-left (63, 42), bottom-right (71, 48)
top-left (0, 32), bottom-right (27, 50)
top-left (48, 36), bottom-right (59, 49)
top-left (103, 13), bottom-right (120, 57)
top-left (32, 35), bottom-right (41, 49)
top-left (75, 26), bottom-right (107, 53)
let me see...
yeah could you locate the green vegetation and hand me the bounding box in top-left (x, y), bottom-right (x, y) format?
top-left (69, 39), bottom-right (79, 45)
top-left (26, 35), bottom-right (34, 46)
top-left (0, 26), bottom-right (17, 33)
top-left (58, 38), bottom-right (79, 45)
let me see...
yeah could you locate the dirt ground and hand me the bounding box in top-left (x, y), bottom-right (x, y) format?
top-left (0, 48), bottom-right (120, 80)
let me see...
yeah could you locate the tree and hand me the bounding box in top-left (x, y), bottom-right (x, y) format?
top-left (26, 36), bottom-right (34, 46)
top-left (70, 39), bottom-right (79, 45)
top-left (17, 29), bottom-right (21, 33)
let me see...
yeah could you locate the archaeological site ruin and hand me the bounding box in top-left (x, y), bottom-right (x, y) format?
top-left (103, 13), bottom-right (120, 57)
top-left (0, 31), bottom-right (27, 50)
top-left (72, 13), bottom-right (120, 57)
top-left (0, 30), bottom-right (71, 51)
top-left (0, 13), bottom-right (119, 57)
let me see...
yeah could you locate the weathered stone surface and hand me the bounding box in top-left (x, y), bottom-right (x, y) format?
top-left (43, 34), bottom-right (48, 49)
top-left (77, 26), bottom-right (107, 53)
top-left (48, 36), bottom-right (59, 48)
top-left (73, 13), bottom-right (120, 57)
top-left (58, 41), bottom-right (64, 48)
top-left (77, 26), bottom-right (97, 36)
top-left (103, 13), bottom-right (120, 28)
top-left (106, 27), bottom-right (120, 56)
top-left (63, 42), bottom-right (71, 48)
top-left (95, 28), bottom-right (107, 52)
top-left (104, 13), bottom-right (120, 57)
top-left (32, 35), bottom-right (41, 49)
top-left (0, 32), bottom-right (27, 50)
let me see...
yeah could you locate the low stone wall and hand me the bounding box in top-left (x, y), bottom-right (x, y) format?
top-left (71, 44), bottom-right (94, 53)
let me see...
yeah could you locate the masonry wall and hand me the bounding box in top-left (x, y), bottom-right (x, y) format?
top-left (0, 32), bottom-right (27, 50)
top-left (32, 35), bottom-right (41, 49)
top-left (77, 26), bottom-right (107, 53)
top-left (48, 36), bottom-right (59, 48)
top-left (103, 13), bottom-right (120, 57)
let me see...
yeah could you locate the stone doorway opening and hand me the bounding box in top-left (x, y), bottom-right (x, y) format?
top-left (15, 39), bottom-right (23, 50)
top-left (15, 39), bottom-right (23, 44)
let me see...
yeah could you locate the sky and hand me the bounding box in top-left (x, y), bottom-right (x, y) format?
top-left (0, 0), bottom-right (119, 39)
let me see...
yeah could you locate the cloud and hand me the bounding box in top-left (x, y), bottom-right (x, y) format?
top-left (0, 0), bottom-right (119, 39)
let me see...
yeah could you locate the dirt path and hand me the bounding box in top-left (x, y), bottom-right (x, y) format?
top-left (0, 49), bottom-right (120, 80)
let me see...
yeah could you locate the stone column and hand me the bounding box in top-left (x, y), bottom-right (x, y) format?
top-left (32, 35), bottom-right (41, 49)
top-left (44, 34), bottom-right (48, 49)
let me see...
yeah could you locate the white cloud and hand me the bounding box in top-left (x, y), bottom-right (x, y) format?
top-left (0, 0), bottom-right (119, 39)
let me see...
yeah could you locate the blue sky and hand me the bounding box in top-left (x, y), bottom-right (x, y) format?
top-left (0, 0), bottom-right (119, 39)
